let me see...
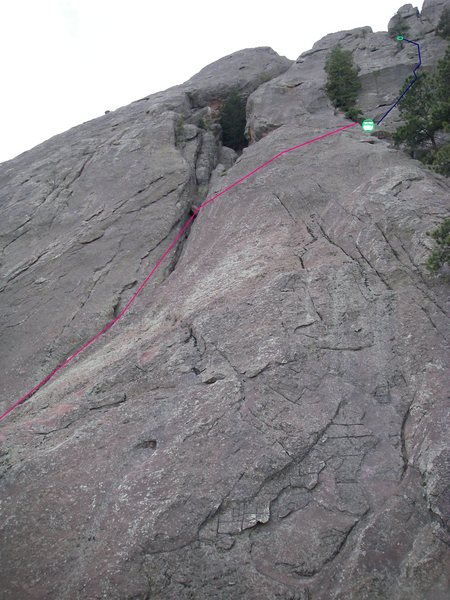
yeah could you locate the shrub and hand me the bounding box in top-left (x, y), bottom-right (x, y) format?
top-left (199, 111), bottom-right (215, 131)
top-left (219, 89), bottom-right (248, 152)
top-left (393, 71), bottom-right (440, 151)
top-left (433, 46), bottom-right (450, 129)
top-left (436, 7), bottom-right (450, 39)
top-left (394, 47), bottom-right (450, 166)
top-left (427, 143), bottom-right (450, 176)
top-left (426, 218), bottom-right (450, 272)
top-left (344, 106), bottom-right (364, 122)
top-left (175, 116), bottom-right (185, 145)
top-left (324, 45), bottom-right (361, 113)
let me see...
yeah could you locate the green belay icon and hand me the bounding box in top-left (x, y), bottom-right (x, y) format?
top-left (362, 119), bottom-right (376, 132)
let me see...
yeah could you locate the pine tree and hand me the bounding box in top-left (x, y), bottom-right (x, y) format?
top-left (432, 46), bottom-right (450, 129)
top-left (428, 144), bottom-right (450, 177)
top-left (394, 47), bottom-right (450, 168)
top-left (436, 7), bottom-right (450, 40)
top-left (324, 45), bottom-right (361, 113)
top-left (393, 71), bottom-right (441, 151)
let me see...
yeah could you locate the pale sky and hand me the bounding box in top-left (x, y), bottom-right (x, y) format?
top-left (0, 0), bottom-right (424, 164)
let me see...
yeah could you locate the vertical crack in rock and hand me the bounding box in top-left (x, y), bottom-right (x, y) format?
top-left (400, 392), bottom-right (416, 479)
top-left (112, 280), bottom-right (139, 318)
top-left (273, 192), bottom-right (298, 223)
top-left (315, 222), bottom-right (356, 264)
top-left (353, 241), bottom-right (393, 291)
top-left (374, 222), bottom-right (449, 325)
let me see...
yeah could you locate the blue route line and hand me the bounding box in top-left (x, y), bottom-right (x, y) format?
top-left (375, 37), bottom-right (422, 125)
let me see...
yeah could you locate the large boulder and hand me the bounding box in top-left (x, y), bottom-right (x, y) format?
top-left (182, 46), bottom-right (293, 107)
top-left (0, 10), bottom-right (449, 600)
top-left (387, 4), bottom-right (423, 37)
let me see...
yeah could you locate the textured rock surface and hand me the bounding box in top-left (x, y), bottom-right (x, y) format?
top-left (0, 47), bottom-right (292, 407)
top-left (1, 2), bottom-right (449, 599)
top-left (247, 0), bottom-right (449, 143)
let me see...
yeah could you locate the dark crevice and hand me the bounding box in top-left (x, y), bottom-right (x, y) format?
top-left (354, 242), bottom-right (393, 290)
top-left (65, 153), bottom-right (96, 188)
top-left (110, 177), bottom-right (172, 216)
top-left (318, 343), bottom-right (374, 351)
top-left (391, 231), bottom-right (449, 318)
top-left (316, 222), bottom-right (355, 264)
top-left (151, 207), bottom-right (198, 282)
top-left (1, 228), bottom-right (29, 253)
top-left (192, 327), bottom-right (207, 357)
top-left (374, 223), bottom-right (403, 263)
top-left (135, 440), bottom-right (157, 449)
top-left (400, 397), bottom-right (414, 479)
top-left (306, 290), bottom-right (323, 321)
top-left (273, 193), bottom-right (297, 223)
top-left (304, 222), bottom-right (318, 243)
top-left (6, 250), bottom-right (50, 283)
top-left (89, 394), bottom-right (128, 411)
top-left (112, 280), bottom-right (138, 318)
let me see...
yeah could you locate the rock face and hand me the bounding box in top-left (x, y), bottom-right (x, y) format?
top-left (0, 47), bottom-right (292, 408)
top-left (1, 3), bottom-right (449, 600)
top-left (247, 1), bottom-right (449, 143)
top-left (421, 0), bottom-right (450, 26)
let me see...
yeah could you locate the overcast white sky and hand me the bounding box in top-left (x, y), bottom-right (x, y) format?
top-left (0, 0), bottom-right (424, 164)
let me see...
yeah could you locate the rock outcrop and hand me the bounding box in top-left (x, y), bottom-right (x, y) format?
top-left (247, 3), bottom-right (449, 143)
top-left (0, 47), bottom-right (292, 408)
top-left (1, 1), bottom-right (449, 599)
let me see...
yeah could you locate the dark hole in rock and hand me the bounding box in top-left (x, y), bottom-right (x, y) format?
top-left (219, 90), bottom-right (249, 153)
top-left (136, 440), bottom-right (157, 449)
top-left (203, 373), bottom-right (225, 385)
top-left (204, 375), bottom-right (225, 384)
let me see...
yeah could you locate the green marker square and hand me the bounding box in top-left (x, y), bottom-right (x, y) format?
top-left (362, 119), bottom-right (376, 132)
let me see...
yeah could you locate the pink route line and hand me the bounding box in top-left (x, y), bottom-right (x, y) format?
top-left (0, 121), bottom-right (358, 423)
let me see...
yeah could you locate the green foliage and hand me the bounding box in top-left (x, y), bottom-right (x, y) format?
top-left (433, 46), bottom-right (450, 129)
top-left (427, 143), bottom-right (450, 176)
top-left (436, 7), bottom-right (450, 40)
top-left (324, 45), bottom-right (361, 113)
top-left (219, 89), bottom-right (248, 152)
top-left (198, 111), bottom-right (214, 130)
top-left (394, 47), bottom-right (450, 173)
top-left (259, 72), bottom-right (271, 84)
top-left (175, 116), bottom-right (185, 145)
top-left (390, 47), bottom-right (450, 187)
top-left (344, 106), bottom-right (364, 122)
top-left (393, 71), bottom-right (441, 150)
top-left (426, 218), bottom-right (450, 272)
